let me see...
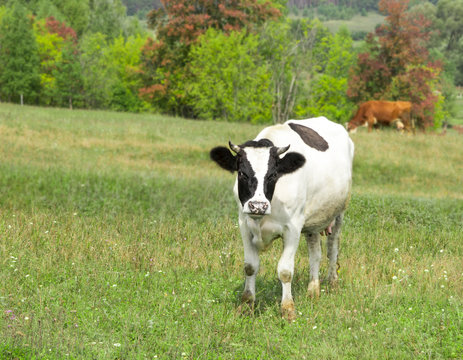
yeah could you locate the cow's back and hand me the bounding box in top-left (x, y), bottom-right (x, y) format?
top-left (396, 101), bottom-right (412, 113)
top-left (367, 100), bottom-right (411, 122)
top-left (255, 117), bottom-right (354, 232)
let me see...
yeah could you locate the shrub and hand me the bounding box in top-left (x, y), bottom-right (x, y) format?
top-left (188, 29), bottom-right (272, 123)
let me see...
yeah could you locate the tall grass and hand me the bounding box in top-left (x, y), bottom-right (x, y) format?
top-left (1, 103), bottom-right (462, 359)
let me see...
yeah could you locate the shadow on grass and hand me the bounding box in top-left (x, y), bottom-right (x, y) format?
top-left (231, 278), bottom-right (280, 317)
top-left (230, 272), bottom-right (339, 319)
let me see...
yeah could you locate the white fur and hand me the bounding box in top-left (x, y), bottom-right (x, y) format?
top-left (241, 148), bottom-right (271, 215)
top-left (234, 117), bottom-right (354, 315)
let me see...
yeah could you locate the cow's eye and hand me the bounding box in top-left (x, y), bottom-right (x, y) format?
top-left (268, 172), bottom-right (278, 181)
top-left (238, 171), bottom-right (248, 180)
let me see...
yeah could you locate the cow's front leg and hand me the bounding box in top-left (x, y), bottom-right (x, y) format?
top-left (305, 232), bottom-right (321, 297)
top-left (278, 228), bottom-right (301, 321)
top-left (241, 229), bottom-right (260, 308)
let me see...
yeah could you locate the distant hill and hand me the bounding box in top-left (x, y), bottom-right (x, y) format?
top-left (121, 0), bottom-right (161, 16)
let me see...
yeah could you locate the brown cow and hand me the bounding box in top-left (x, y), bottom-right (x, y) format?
top-left (346, 100), bottom-right (413, 133)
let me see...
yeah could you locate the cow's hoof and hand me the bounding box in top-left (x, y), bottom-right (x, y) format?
top-left (237, 290), bottom-right (255, 316)
top-left (308, 279), bottom-right (320, 298)
top-left (241, 290), bottom-right (254, 304)
top-left (326, 275), bottom-right (338, 288)
top-left (281, 300), bottom-right (296, 322)
top-left (237, 301), bottom-right (254, 316)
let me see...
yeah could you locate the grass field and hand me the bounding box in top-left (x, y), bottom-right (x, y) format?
top-left (323, 12), bottom-right (384, 34)
top-left (288, 11), bottom-right (384, 35)
top-left (1, 103), bottom-right (462, 359)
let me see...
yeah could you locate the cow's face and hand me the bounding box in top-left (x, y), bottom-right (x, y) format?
top-left (210, 139), bottom-right (306, 217)
top-left (346, 121), bottom-right (358, 133)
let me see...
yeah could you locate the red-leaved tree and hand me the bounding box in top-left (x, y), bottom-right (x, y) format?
top-left (45, 16), bottom-right (78, 44)
top-left (347, 0), bottom-right (443, 129)
top-left (139, 0), bottom-right (281, 116)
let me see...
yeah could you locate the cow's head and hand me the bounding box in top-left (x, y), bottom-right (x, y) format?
top-left (345, 121), bottom-right (358, 133)
top-left (210, 139), bottom-right (306, 217)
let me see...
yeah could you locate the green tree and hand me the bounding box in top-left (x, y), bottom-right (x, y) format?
top-left (436, 0), bottom-right (463, 52)
top-left (80, 32), bottom-right (118, 108)
top-left (34, 0), bottom-right (66, 22)
top-left (0, 6), bottom-right (5, 25)
top-left (54, 0), bottom-right (90, 36)
top-left (259, 18), bottom-right (328, 123)
top-left (33, 16), bottom-right (79, 106)
top-left (108, 34), bottom-right (149, 112)
top-left (295, 26), bottom-right (356, 123)
top-left (140, 0), bottom-right (281, 117)
top-left (436, 0), bottom-right (463, 85)
top-left (87, 0), bottom-right (127, 39)
top-left (80, 32), bottom-right (148, 111)
top-left (0, 3), bottom-right (41, 103)
top-left (53, 41), bottom-right (83, 109)
top-left (188, 28), bottom-right (272, 123)
top-left (34, 18), bottom-right (65, 105)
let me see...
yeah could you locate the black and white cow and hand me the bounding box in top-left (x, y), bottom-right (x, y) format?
top-left (210, 117), bottom-right (354, 321)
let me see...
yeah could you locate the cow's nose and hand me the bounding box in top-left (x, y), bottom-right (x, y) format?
top-left (248, 201), bottom-right (269, 215)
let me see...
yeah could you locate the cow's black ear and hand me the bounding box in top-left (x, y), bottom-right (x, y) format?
top-left (278, 152), bottom-right (306, 175)
top-left (210, 146), bottom-right (237, 172)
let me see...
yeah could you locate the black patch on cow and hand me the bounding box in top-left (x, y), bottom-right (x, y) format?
top-left (263, 147), bottom-right (280, 201)
top-left (264, 147), bottom-right (306, 202)
top-left (210, 146), bottom-right (237, 172)
top-left (288, 123), bottom-right (329, 152)
top-left (241, 138), bottom-right (274, 148)
top-left (236, 152), bottom-right (257, 206)
top-left (277, 152), bottom-right (306, 175)
top-left (244, 263), bottom-right (255, 276)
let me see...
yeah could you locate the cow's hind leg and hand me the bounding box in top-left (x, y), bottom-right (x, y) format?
top-left (326, 213), bottom-right (343, 285)
top-left (305, 232), bottom-right (322, 298)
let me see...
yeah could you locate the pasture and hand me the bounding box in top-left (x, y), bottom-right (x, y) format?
top-left (323, 12), bottom-right (384, 34)
top-left (0, 103), bottom-right (462, 359)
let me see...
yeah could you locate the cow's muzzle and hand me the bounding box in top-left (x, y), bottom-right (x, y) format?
top-left (247, 201), bottom-right (269, 216)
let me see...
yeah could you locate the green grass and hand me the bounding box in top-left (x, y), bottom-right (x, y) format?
top-left (1, 103), bottom-right (462, 359)
top-left (323, 12), bottom-right (384, 34)
top-left (288, 11), bottom-right (384, 35)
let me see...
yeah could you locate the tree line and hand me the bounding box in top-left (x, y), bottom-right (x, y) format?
top-left (0, 0), bottom-right (461, 130)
